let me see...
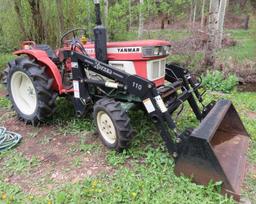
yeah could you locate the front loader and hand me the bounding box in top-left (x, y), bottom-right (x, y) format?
top-left (2, 0), bottom-right (249, 201)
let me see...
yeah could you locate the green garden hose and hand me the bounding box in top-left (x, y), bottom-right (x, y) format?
top-left (0, 127), bottom-right (22, 152)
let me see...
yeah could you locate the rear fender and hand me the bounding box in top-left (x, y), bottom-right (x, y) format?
top-left (13, 49), bottom-right (63, 93)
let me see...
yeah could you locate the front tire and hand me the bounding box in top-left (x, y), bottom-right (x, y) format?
top-left (6, 57), bottom-right (57, 124)
top-left (93, 98), bottom-right (133, 152)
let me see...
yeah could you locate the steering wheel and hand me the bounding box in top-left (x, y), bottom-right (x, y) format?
top-left (60, 28), bottom-right (88, 55)
top-left (60, 28), bottom-right (87, 45)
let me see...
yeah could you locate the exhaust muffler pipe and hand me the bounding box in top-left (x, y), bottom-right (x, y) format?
top-left (93, 0), bottom-right (108, 63)
top-left (175, 99), bottom-right (249, 201)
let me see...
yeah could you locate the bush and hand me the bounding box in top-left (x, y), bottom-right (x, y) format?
top-left (0, 53), bottom-right (15, 74)
top-left (202, 70), bottom-right (238, 93)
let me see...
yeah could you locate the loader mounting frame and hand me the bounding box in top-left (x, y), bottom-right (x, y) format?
top-left (60, 50), bottom-right (208, 157)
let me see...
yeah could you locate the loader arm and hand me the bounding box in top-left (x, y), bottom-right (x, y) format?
top-left (60, 50), bottom-right (203, 156)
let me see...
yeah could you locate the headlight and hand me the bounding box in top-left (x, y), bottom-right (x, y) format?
top-left (154, 47), bottom-right (161, 55)
top-left (142, 46), bottom-right (170, 57)
top-left (163, 46), bottom-right (170, 55)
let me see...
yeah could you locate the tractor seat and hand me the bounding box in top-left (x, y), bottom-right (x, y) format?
top-left (35, 44), bottom-right (59, 62)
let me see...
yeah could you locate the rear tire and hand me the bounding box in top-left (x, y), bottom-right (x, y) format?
top-left (93, 98), bottom-right (133, 152)
top-left (2, 62), bottom-right (12, 86)
top-left (6, 57), bottom-right (57, 125)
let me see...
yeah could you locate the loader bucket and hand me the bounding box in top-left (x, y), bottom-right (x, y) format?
top-left (175, 99), bottom-right (249, 201)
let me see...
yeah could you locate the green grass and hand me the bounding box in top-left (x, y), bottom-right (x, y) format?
top-left (0, 151), bottom-right (39, 179)
top-left (0, 149), bottom-right (234, 204)
top-left (0, 53), bottom-right (14, 72)
top-left (218, 29), bottom-right (256, 61)
top-left (0, 91), bottom-right (256, 203)
top-left (69, 138), bottom-right (100, 155)
top-left (0, 96), bottom-right (11, 108)
top-left (47, 150), bottom-right (232, 204)
top-left (46, 98), bottom-right (95, 135)
top-left (106, 150), bottom-right (129, 166)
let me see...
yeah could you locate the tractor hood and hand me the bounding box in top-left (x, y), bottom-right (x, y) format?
top-left (84, 40), bottom-right (171, 61)
top-left (105, 40), bottom-right (171, 47)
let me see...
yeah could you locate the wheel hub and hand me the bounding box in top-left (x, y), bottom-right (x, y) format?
top-left (27, 86), bottom-right (35, 97)
top-left (10, 71), bottom-right (37, 115)
top-left (97, 111), bottom-right (117, 144)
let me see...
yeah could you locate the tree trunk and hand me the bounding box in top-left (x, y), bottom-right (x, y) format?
top-left (239, 0), bottom-right (248, 8)
top-left (243, 15), bottom-right (250, 30)
top-left (200, 0), bottom-right (205, 29)
top-left (204, 0), bottom-right (219, 67)
top-left (104, 0), bottom-right (108, 28)
top-left (14, 0), bottom-right (29, 39)
top-left (56, 0), bottom-right (64, 33)
top-left (217, 0), bottom-right (228, 48)
top-left (251, 0), bottom-right (256, 13)
top-left (138, 0), bottom-right (144, 39)
top-left (192, 1), bottom-right (197, 29)
top-left (189, 1), bottom-right (194, 31)
top-left (28, 0), bottom-right (45, 43)
top-left (129, 0), bottom-right (132, 30)
top-left (161, 15), bottom-right (166, 29)
top-left (86, 0), bottom-right (91, 27)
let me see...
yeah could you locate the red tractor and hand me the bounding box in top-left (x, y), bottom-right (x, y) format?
top-left (2, 1), bottom-right (249, 201)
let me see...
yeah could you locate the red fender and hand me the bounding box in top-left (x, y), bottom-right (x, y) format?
top-left (13, 49), bottom-right (65, 94)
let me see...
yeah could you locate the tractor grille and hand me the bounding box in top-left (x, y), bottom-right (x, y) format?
top-left (147, 58), bottom-right (166, 81)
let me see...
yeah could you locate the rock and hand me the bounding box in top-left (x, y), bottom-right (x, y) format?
top-left (87, 170), bottom-right (92, 175)
top-left (240, 197), bottom-right (252, 204)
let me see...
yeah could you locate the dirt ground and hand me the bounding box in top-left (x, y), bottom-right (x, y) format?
top-left (1, 88), bottom-right (256, 202)
top-left (0, 90), bottom-right (114, 196)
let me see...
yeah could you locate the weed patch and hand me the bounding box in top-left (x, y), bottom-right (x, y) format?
top-left (202, 70), bottom-right (238, 93)
top-left (47, 98), bottom-right (95, 135)
top-left (0, 97), bottom-right (11, 108)
top-left (0, 151), bottom-right (39, 177)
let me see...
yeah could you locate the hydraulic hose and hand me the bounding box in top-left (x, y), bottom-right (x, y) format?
top-left (0, 127), bottom-right (22, 152)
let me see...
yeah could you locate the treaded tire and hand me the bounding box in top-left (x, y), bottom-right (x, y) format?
top-left (6, 57), bottom-right (57, 125)
top-left (2, 61), bottom-right (14, 86)
top-left (93, 98), bottom-right (133, 152)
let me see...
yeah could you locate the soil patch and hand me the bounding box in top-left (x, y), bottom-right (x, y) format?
top-left (0, 98), bottom-right (114, 195)
top-left (0, 88), bottom-right (6, 97)
top-left (238, 83), bottom-right (256, 92)
top-left (246, 111), bottom-right (256, 120)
